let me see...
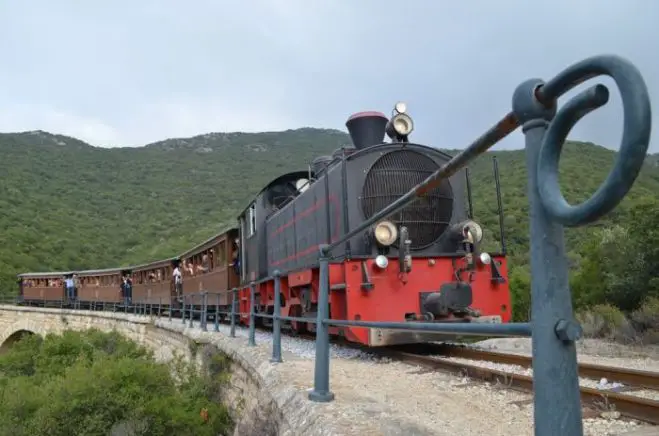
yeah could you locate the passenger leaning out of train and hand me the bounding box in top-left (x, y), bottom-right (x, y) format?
top-left (64, 276), bottom-right (75, 302)
top-left (121, 274), bottom-right (133, 306)
top-left (173, 264), bottom-right (183, 301)
top-left (197, 254), bottom-right (210, 274)
top-left (230, 239), bottom-right (240, 276)
top-left (185, 261), bottom-right (195, 276)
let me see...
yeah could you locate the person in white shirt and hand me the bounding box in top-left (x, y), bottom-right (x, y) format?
top-left (64, 276), bottom-right (75, 302)
top-left (173, 264), bottom-right (182, 301)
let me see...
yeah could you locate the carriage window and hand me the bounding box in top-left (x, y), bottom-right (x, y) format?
top-left (248, 204), bottom-right (256, 237)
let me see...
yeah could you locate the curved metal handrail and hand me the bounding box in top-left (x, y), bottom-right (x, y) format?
top-left (536, 55), bottom-right (652, 226)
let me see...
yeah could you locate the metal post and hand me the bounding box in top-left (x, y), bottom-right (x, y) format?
top-left (214, 293), bottom-right (220, 332)
top-left (271, 270), bottom-right (283, 363)
top-left (309, 245), bottom-right (334, 402)
top-left (512, 79), bottom-right (581, 436)
top-left (182, 296), bottom-right (187, 324)
top-left (493, 156), bottom-right (506, 254)
top-left (188, 295), bottom-right (194, 328)
top-left (158, 298), bottom-right (161, 317)
top-left (514, 56), bottom-right (651, 435)
top-left (248, 282), bottom-right (256, 346)
top-left (230, 288), bottom-right (237, 338)
top-left (201, 292), bottom-right (208, 331)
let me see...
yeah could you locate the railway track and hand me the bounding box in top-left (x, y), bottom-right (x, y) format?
top-left (47, 306), bottom-right (658, 424)
top-left (374, 343), bottom-right (659, 425)
top-left (236, 322), bottom-right (659, 424)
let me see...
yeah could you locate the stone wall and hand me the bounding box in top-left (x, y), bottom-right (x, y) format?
top-left (0, 306), bottom-right (336, 436)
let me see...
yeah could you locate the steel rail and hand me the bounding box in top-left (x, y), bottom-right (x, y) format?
top-left (435, 345), bottom-right (659, 391)
top-left (379, 349), bottom-right (659, 425)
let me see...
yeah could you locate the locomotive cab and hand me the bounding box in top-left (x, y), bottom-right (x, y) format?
top-left (238, 170), bottom-right (312, 283)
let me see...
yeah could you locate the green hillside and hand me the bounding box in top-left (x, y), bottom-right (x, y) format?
top-left (0, 128), bottom-right (657, 300)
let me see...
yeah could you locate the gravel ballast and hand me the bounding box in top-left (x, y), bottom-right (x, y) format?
top-left (198, 321), bottom-right (657, 435)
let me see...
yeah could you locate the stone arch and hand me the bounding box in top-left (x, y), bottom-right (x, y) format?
top-left (0, 318), bottom-right (48, 354)
top-left (0, 330), bottom-right (37, 353)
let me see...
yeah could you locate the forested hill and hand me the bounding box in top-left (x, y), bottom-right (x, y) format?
top-left (0, 128), bottom-right (658, 296)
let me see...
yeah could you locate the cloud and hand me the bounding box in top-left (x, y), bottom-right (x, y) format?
top-left (0, 0), bottom-right (656, 151)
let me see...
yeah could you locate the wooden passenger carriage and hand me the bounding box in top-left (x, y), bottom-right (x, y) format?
top-left (17, 227), bottom-right (242, 310)
top-left (175, 228), bottom-right (241, 307)
top-left (76, 268), bottom-right (123, 304)
top-left (131, 259), bottom-right (176, 306)
top-left (18, 271), bottom-right (68, 304)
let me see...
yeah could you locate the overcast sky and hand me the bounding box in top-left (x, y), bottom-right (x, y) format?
top-left (0, 0), bottom-right (657, 152)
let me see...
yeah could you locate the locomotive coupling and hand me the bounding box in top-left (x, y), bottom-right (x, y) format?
top-left (420, 282), bottom-right (474, 318)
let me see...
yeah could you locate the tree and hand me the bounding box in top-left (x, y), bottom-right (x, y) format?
top-left (572, 197), bottom-right (659, 312)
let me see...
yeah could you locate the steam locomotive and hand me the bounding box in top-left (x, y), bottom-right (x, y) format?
top-left (18, 102), bottom-right (511, 347)
top-left (236, 102), bottom-right (511, 346)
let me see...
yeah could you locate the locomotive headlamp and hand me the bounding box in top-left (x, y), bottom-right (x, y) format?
top-left (479, 252), bottom-right (492, 265)
top-left (394, 101), bottom-right (407, 114)
top-left (374, 220), bottom-right (398, 246)
top-left (375, 255), bottom-right (389, 269)
top-left (392, 113), bottom-right (414, 136)
top-left (462, 220), bottom-right (483, 244)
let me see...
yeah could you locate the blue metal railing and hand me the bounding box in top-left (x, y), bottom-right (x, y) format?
top-left (3, 54), bottom-right (652, 436)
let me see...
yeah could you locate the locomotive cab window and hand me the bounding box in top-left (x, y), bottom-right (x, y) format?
top-left (248, 203), bottom-right (256, 237)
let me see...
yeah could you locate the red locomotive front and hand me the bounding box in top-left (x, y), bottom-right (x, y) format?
top-left (237, 102), bottom-right (511, 346)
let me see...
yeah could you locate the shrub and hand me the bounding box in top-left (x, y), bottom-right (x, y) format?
top-left (629, 296), bottom-right (659, 344)
top-left (508, 266), bottom-right (531, 322)
top-left (577, 304), bottom-right (636, 343)
top-left (0, 330), bottom-right (233, 436)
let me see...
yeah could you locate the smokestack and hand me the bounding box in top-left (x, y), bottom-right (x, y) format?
top-left (345, 111), bottom-right (388, 150)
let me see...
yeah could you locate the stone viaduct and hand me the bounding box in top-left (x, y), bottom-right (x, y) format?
top-left (0, 305), bottom-right (351, 436)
